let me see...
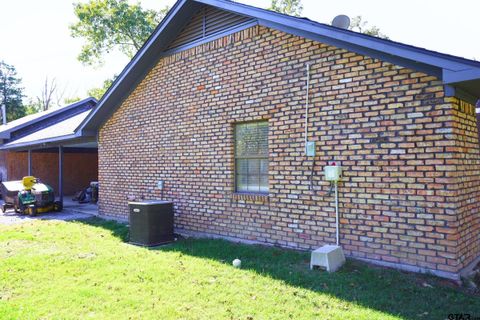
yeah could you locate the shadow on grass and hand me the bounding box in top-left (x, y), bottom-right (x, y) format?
top-left (74, 216), bottom-right (129, 241)
top-left (76, 217), bottom-right (479, 319)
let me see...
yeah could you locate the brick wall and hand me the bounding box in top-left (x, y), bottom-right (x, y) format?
top-left (449, 98), bottom-right (480, 271)
top-left (6, 150), bottom-right (98, 195)
top-left (98, 26), bottom-right (480, 277)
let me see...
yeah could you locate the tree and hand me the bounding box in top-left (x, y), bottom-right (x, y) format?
top-left (269, 0), bottom-right (303, 16)
top-left (349, 16), bottom-right (389, 39)
top-left (38, 77), bottom-right (57, 111)
top-left (70, 0), bottom-right (169, 66)
top-left (0, 61), bottom-right (26, 122)
top-left (25, 84), bottom-right (79, 115)
top-left (87, 75), bottom-right (116, 100)
top-left (35, 77), bottom-right (67, 111)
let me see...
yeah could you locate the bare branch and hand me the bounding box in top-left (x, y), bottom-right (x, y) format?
top-left (37, 77), bottom-right (60, 111)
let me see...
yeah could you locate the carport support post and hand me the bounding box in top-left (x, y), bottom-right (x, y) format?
top-left (58, 146), bottom-right (63, 204)
top-left (27, 150), bottom-right (32, 176)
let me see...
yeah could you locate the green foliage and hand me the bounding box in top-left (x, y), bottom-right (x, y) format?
top-left (87, 75), bottom-right (116, 100)
top-left (269, 0), bottom-right (303, 16)
top-left (63, 96), bottom-right (82, 105)
top-left (70, 0), bottom-right (169, 66)
top-left (349, 16), bottom-right (389, 39)
top-left (24, 95), bottom-right (84, 117)
top-left (24, 105), bottom-right (40, 116)
top-left (0, 218), bottom-right (478, 319)
top-left (0, 61), bottom-right (26, 122)
top-left (23, 99), bottom-right (41, 116)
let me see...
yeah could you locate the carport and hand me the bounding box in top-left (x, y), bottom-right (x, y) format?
top-left (0, 105), bottom-right (98, 211)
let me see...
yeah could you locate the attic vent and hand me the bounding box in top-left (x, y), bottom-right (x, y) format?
top-left (167, 5), bottom-right (253, 50)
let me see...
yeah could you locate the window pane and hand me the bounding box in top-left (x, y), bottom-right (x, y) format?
top-left (235, 123), bottom-right (257, 158)
top-left (257, 122), bottom-right (269, 156)
top-left (236, 159), bottom-right (248, 174)
top-left (234, 124), bottom-right (247, 157)
top-left (259, 175), bottom-right (268, 193)
top-left (248, 159), bottom-right (260, 175)
top-left (260, 159), bottom-right (268, 175)
top-left (236, 174), bottom-right (249, 192)
top-left (235, 122), bottom-right (269, 158)
top-left (247, 175), bottom-right (261, 192)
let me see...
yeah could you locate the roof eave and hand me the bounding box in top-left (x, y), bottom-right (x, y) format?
top-left (0, 134), bottom-right (78, 151)
top-left (0, 97), bottom-right (97, 139)
top-left (195, 0), bottom-right (480, 72)
top-left (444, 69), bottom-right (480, 84)
top-left (0, 133), bottom-right (97, 151)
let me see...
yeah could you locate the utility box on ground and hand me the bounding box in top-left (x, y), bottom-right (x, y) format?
top-left (310, 245), bottom-right (346, 272)
top-left (128, 200), bottom-right (174, 246)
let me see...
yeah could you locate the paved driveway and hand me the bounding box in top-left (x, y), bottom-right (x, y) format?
top-left (0, 199), bottom-right (96, 225)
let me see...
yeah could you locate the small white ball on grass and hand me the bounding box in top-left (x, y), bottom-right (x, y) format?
top-left (232, 258), bottom-right (242, 268)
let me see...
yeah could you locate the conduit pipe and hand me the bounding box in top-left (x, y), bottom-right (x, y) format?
top-left (304, 64), bottom-right (310, 145)
top-left (335, 181), bottom-right (339, 246)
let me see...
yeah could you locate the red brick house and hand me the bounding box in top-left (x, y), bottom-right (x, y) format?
top-left (77, 0), bottom-right (480, 280)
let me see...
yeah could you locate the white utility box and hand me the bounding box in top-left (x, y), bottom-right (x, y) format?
top-left (305, 141), bottom-right (316, 157)
top-left (324, 166), bottom-right (342, 182)
top-left (310, 245), bottom-right (346, 272)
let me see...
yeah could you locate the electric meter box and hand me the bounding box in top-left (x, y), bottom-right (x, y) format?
top-left (324, 166), bottom-right (342, 181)
top-left (305, 141), bottom-right (316, 157)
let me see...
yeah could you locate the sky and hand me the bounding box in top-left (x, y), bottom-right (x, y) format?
top-left (0, 0), bottom-right (478, 103)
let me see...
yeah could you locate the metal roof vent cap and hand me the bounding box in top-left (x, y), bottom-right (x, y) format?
top-left (331, 15), bottom-right (350, 29)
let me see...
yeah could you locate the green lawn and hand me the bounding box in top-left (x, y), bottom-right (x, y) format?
top-left (0, 218), bottom-right (478, 319)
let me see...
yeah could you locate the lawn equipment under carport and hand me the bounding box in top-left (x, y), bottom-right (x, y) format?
top-left (1, 176), bottom-right (62, 216)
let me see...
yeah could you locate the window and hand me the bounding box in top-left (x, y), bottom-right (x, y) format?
top-left (235, 121), bottom-right (269, 193)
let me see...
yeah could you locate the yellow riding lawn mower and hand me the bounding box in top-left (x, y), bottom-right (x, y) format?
top-left (1, 176), bottom-right (62, 216)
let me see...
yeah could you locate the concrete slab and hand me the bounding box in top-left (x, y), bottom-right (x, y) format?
top-left (62, 198), bottom-right (98, 216)
top-left (0, 197), bottom-right (97, 225)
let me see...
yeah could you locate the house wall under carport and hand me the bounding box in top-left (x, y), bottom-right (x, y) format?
top-left (5, 148), bottom-right (98, 196)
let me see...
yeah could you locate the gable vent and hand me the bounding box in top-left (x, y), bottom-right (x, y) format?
top-left (167, 5), bottom-right (253, 50)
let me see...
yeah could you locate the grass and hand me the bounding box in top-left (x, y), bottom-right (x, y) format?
top-left (0, 218), bottom-right (478, 319)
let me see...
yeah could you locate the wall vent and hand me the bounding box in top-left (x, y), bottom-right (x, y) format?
top-left (167, 5), bottom-right (253, 50)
